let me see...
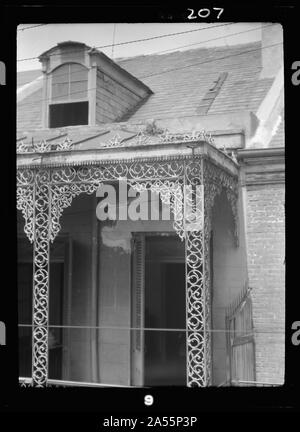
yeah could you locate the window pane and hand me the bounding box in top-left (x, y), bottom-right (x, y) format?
top-left (52, 82), bottom-right (69, 101)
top-left (52, 64), bottom-right (69, 84)
top-left (70, 63), bottom-right (88, 82)
top-left (51, 63), bottom-right (88, 102)
top-left (49, 101), bottom-right (89, 127)
top-left (70, 80), bottom-right (87, 100)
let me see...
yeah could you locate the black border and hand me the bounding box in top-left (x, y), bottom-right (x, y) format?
top-left (0, 0), bottom-right (299, 416)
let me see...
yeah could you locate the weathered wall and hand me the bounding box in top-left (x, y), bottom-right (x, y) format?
top-left (96, 69), bottom-right (143, 124)
top-left (97, 216), bottom-right (174, 385)
top-left (245, 183), bottom-right (285, 384)
top-left (97, 229), bottom-right (131, 385)
top-left (238, 148), bottom-right (285, 385)
top-left (58, 193), bottom-right (95, 382)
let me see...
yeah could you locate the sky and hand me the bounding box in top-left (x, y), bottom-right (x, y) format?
top-left (17, 22), bottom-right (265, 72)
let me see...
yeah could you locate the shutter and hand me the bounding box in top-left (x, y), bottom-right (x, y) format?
top-left (226, 287), bottom-right (255, 386)
top-left (131, 233), bottom-right (145, 386)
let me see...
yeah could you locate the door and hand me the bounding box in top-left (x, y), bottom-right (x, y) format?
top-left (131, 233), bottom-right (186, 386)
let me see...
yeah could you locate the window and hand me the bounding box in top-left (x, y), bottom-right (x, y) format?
top-left (51, 63), bottom-right (88, 102)
top-left (49, 63), bottom-right (89, 127)
top-left (49, 101), bottom-right (88, 128)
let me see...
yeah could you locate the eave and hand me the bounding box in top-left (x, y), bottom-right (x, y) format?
top-left (16, 140), bottom-right (239, 178)
top-left (237, 146), bottom-right (285, 185)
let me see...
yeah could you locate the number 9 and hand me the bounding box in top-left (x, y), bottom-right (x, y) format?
top-left (144, 395), bottom-right (154, 406)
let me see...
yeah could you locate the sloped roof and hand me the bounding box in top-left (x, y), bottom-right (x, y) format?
top-left (17, 69), bottom-right (42, 89)
top-left (17, 41), bottom-right (274, 131)
top-left (118, 42), bottom-right (273, 121)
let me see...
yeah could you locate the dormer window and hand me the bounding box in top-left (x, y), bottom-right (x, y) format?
top-left (39, 41), bottom-right (152, 129)
top-left (49, 62), bottom-right (89, 128)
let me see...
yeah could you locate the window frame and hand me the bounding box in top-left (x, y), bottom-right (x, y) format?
top-left (48, 62), bottom-right (89, 128)
top-left (50, 62), bottom-right (89, 104)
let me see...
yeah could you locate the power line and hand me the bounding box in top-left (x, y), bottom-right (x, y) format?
top-left (17, 42), bottom-right (283, 108)
top-left (140, 42), bottom-right (282, 80)
top-left (21, 23), bottom-right (269, 85)
top-left (17, 24), bottom-right (48, 32)
top-left (17, 22), bottom-right (234, 62)
top-left (111, 23), bottom-right (117, 60)
top-left (17, 58), bottom-right (258, 98)
top-left (145, 23), bottom-right (270, 56)
top-left (17, 323), bottom-right (285, 334)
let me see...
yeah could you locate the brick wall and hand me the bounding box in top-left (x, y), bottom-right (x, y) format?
top-left (96, 70), bottom-right (143, 123)
top-left (245, 183), bottom-right (285, 384)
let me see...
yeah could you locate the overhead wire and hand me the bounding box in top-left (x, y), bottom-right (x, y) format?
top-left (17, 23), bottom-right (270, 84)
top-left (17, 22), bottom-right (234, 62)
top-left (17, 24), bottom-right (48, 32)
top-left (17, 41), bottom-right (283, 108)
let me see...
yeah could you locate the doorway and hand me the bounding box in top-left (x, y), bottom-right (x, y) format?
top-left (131, 234), bottom-right (186, 386)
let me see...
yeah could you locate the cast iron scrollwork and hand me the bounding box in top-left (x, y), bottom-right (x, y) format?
top-left (16, 155), bottom-right (238, 388)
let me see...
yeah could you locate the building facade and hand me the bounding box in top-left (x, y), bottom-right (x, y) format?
top-left (17, 24), bottom-right (285, 387)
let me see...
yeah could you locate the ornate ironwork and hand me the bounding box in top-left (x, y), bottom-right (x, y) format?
top-left (16, 137), bottom-right (73, 153)
top-left (101, 134), bottom-right (123, 148)
top-left (32, 170), bottom-right (51, 387)
top-left (17, 140), bottom-right (31, 153)
top-left (203, 161), bottom-right (239, 245)
top-left (159, 129), bottom-right (215, 146)
top-left (19, 378), bottom-right (33, 387)
top-left (184, 160), bottom-right (209, 386)
top-left (16, 130), bottom-right (215, 153)
top-left (17, 155), bottom-right (238, 388)
top-left (129, 179), bottom-right (185, 239)
top-left (56, 137), bottom-right (73, 151)
top-left (17, 169), bottom-right (35, 242)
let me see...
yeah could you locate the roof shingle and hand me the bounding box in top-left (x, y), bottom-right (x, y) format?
top-left (17, 41), bottom-right (274, 130)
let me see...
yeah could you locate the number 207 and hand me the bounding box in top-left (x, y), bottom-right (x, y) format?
top-left (187, 8), bottom-right (224, 19)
